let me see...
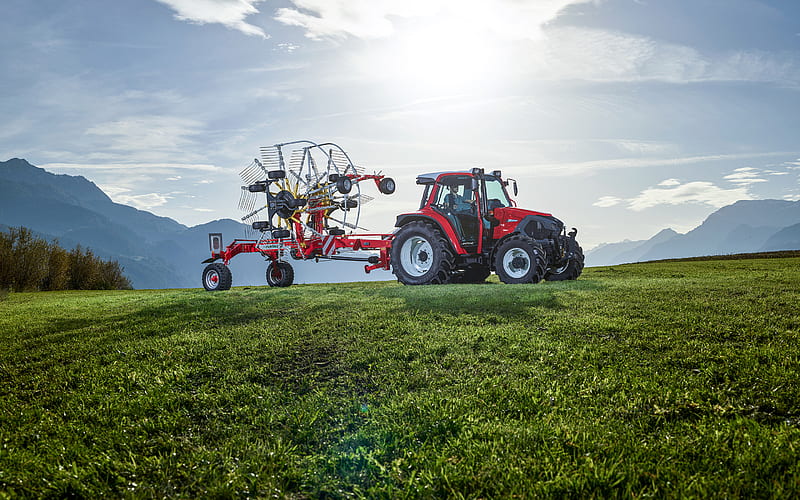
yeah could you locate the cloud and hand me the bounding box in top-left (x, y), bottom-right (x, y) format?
top-left (274, 0), bottom-right (593, 40)
top-left (274, 43), bottom-right (300, 53)
top-left (723, 167), bottom-right (767, 186)
top-left (272, 2), bottom-right (799, 86)
top-left (154, 0), bottom-right (269, 38)
top-left (627, 181), bottom-right (752, 211)
top-left (593, 196), bottom-right (623, 208)
top-left (594, 178), bottom-right (756, 212)
top-left (96, 185), bottom-right (171, 209)
top-left (522, 27), bottom-right (800, 85)
top-left (612, 141), bottom-right (674, 155)
top-left (504, 151), bottom-right (796, 177)
top-left (84, 116), bottom-right (205, 157)
top-left (251, 88), bottom-right (303, 102)
top-left (114, 192), bottom-right (171, 210)
top-left (41, 162), bottom-right (224, 175)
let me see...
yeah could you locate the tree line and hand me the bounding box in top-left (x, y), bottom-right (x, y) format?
top-left (0, 227), bottom-right (132, 291)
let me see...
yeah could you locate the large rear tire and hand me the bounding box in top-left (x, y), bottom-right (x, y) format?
top-left (266, 261), bottom-right (294, 287)
top-left (391, 221), bottom-right (455, 285)
top-left (202, 263), bottom-right (232, 291)
top-left (494, 235), bottom-right (546, 284)
top-left (545, 237), bottom-right (585, 281)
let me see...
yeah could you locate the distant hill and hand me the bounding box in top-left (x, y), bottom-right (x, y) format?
top-left (586, 199), bottom-right (800, 266)
top-left (0, 158), bottom-right (263, 289)
top-left (761, 222), bottom-right (800, 252)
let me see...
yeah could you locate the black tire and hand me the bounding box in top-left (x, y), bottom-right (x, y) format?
top-left (379, 177), bottom-right (396, 195)
top-left (391, 221), bottom-right (455, 285)
top-left (545, 238), bottom-right (585, 281)
top-left (336, 176), bottom-right (352, 194)
top-left (453, 264), bottom-right (491, 284)
top-left (202, 263), bottom-right (232, 291)
top-left (493, 235), bottom-right (546, 284)
top-left (266, 261), bottom-right (294, 287)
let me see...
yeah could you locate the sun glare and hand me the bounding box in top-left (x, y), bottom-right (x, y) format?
top-left (364, 17), bottom-right (509, 94)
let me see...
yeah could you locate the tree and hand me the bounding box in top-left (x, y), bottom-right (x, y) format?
top-left (0, 227), bottom-right (133, 291)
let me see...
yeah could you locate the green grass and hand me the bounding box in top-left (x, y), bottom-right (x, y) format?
top-left (1, 257), bottom-right (799, 498)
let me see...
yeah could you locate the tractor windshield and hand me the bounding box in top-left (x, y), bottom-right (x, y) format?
top-left (484, 176), bottom-right (511, 209)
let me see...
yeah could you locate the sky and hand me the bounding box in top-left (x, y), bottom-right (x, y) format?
top-left (1, 0), bottom-right (799, 250)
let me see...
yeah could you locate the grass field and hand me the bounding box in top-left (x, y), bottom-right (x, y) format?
top-left (1, 256), bottom-right (799, 498)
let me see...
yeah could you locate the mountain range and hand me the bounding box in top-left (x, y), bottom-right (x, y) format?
top-left (0, 158), bottom-right (281, 289)
top-left (586, 199), bottom-right (800, 266)
top-left (3, 158), bottom-right (799, 286)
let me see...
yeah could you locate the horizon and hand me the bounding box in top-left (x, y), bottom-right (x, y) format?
top-left (4, 155), bottom-right (798, 255)
top-left (1, 0), bottom-right (799, 249)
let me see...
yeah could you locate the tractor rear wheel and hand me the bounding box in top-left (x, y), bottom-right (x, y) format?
top-left (266, 261), bottom-right (294, 287)
top-left (202, 263), bottom-right (232, 291)
top-left (494, 235), bottom-right (546, 284)
top-left (545, 238), bottom-right (585, 281)
top-left (391, 221), bottom-right (455, 285)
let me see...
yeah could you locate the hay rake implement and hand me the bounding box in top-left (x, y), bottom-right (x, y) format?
top-left (202, 140), bottom-right (396, 290)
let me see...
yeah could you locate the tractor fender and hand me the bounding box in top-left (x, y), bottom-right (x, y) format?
top-left (395, 213), bottom-right (468, 255)
top-left (488, 232), bottom-right (524, 270)
top-left (513, 214), bottom-right (564, 240)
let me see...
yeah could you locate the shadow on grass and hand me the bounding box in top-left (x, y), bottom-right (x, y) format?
top-left (375, 279), bottom-right (602, 318)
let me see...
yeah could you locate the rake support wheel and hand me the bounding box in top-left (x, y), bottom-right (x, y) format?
top-left (266, 261), bottom-right (294, 287)
top-left (202, 263), bottom-right (232, 291)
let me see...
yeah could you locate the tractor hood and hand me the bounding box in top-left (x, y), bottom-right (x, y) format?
top-left (493, 206), bottom-right (552, 220)
top-left (492, 207), bottom-right (564, 240)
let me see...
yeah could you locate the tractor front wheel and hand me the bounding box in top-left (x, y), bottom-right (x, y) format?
top-left (202, 263), bottom-right (232, 291)
top-left (494, 235), bottom-right (546, 284)
top-left (545, 237), bottom-right (585, 281)
top-left (391, 221), bottom-right (455, 285)
top-left (266, 261), bottom-right (294, 287)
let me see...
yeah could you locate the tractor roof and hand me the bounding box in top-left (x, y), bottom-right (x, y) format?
top-left (416, 171), bottom-right (472, 185)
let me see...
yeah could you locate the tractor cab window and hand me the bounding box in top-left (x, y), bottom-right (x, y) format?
top-left (433, 175), bottom-right (479, 247)
top-left (434, 176), bottom-right (475, 214)
top-left (484, 176), bottom-right (511, 210)
top-left (418, 184), bottom-right (432, 210)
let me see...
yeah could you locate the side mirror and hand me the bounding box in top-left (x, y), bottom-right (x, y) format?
top-left (507, 178), bottom-right (518, 196)
top-left (471, 177), bottom-right (479, 192)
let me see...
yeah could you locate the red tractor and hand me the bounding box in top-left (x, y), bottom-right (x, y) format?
top-left (390, 168), bottom-right (584, 285)
top-left (201, 142), bottom-right (583, 289)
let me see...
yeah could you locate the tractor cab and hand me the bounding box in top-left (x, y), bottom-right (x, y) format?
top-left (432, 174), bottom-right (479, 248)
top-left (413, 169), bottom-right (515, 251)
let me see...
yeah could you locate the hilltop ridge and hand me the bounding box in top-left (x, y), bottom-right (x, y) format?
top-left (586, 199), bottom-right (800, 266)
